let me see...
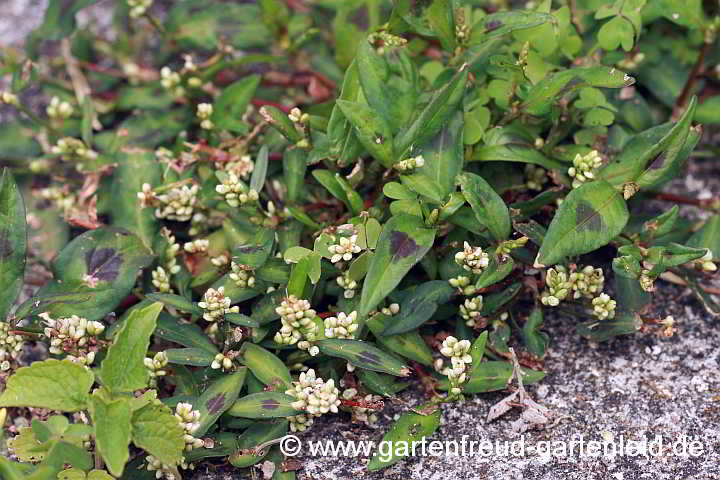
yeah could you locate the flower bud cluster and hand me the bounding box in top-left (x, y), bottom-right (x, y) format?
top-left (274, 296), bottom-right (318, 355)
top-left (617, 52), bottom-right (645, 70)
top-left (51, 137), bottom-right (98, 162)
top-left (496, 236), bottom-right (529, 256)
top-left (0, 322), bottom-right (24, 371)
top-left (37, 186), bottom-right (77, 214)
top-left (459, 295), bottom-right (484, 327)
top-left (151, 266), bottom-right (172, 293)
top-left (128, 0), bottom-right (152, 18)
top-left (155, 185), bottom-right (199, 222)
top-left (336, 272), bottom-right (358, 299)
top-left (288, 107), bottom-right (309, 125)
top-left (0, 91), bottom-right (19, 106)
top-left (40, 313), bottom-right (105, 366)
top-left (591, 293), bottom-right (617, 320)
top-left (210, 254), bottom-right (229, 267)
top-left (226, 154), bottom-right (255, 180)
top-left (211, 353), bottom-right (233, 371)
top-left (324, 311), bottom-right (359, 339)
top-left (568, 150), bottom-right (603, 188)
top-left (568, 265), bottom-right (604, 299)
top-left (160, 66), bottom-right (184, 97)
top-left (448, 275), bottom-right (477, 296)
top-left (688, 250), bottom-right (717, 272)
top-left (198, 287), bottom-right (239, 322)
top-left (540, 266), bottom-right (572, 306)
top-left (229, 262), bottom-right (256, 288)
top-left (524, 164), bottom-right (547, 191)
top-left (175, 402), bottom-right (204, 451)
top-left (342, 388), bottom-right (381, 426)
top-left (285, 369), bottom-right (340, 432)
top-left (184, 239), bottom-right (209, 254)
top-left (215, 173), bottom-right (259, 207)
top-left (46, 96), bottom-right (73, 119)
top-left (162, 231), bottom-right (182, 274)
top-left (380, 303), bottom-right (400, 316)
top-left (144, 351), bottom-right (169, 384)
top-left (393, 155), bottom-right (425, 172)
top-left (367, 32), bottom-right (408, 54)
top-left (328, 234), bottom-right (362, 264)
top-left (455, 242), bottom-right (490, 274)
top-left (196, 103), bottom-right (214, 130)
top-left (437, 336), bottom-right (472, 395)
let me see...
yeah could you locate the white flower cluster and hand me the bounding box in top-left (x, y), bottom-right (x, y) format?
top-left (145, 455), bottom-right (177, 480)
top-left (393, 155), bottom-right (425, 172)
top-left (160, 66), bottom-right (184, 97)
top-left (151, 266), bottom-right (172, 293)
top-left (40, 313), bottom-right (105, 366)
top-left (323, 311), bottom-right (359, 339)
top-left (288, 107), bottom-right (308, 124)
top-left (215, 173), bottom-right (259, 207)
top-left (196, 103), bottom-right (214, 130)
top-left (0, 322), bottom-right (24, 371)
top-left (144, 351), bottom-right (168, 385)
top-left (184, 239), bottom-right (209, 253)
top-left (328, 235), bottom-right (362, 264)
top-left (568, 150), bottom-right (603, 188)
top-left (127, 0), bottom-right (152, 18)
top-left (175, 402), bottom-right (204, 451)
top-left (0, 91), bottom-right (19, 106)
top-left (591, 293), bottom-right (616, 320)
top-left (336, 273), bottom-right (358, 299)
top-left (455, 242), bottom-right (490, 274)
top-left (38, 186), bottom-right (77, 214)
top-left (366, 31), bottom-right (408, 54)
top-left (448, 275), bottom-right (477, 296)
top-left (342, 388), bottom-right (381, 426)
top-left (155, 185), bottom-right (199, 222)
top-left (459, 295), bottom-right (484, 327)
top-left (51, 137), bottom-right (98, 162)
top-left (46, 96), bottom-right (73, 119)
top-left (524, 164), bottom-right (547, 191)
top-left (229, 262), bottom-right (256, 288)
top-left (274, 296), bottom-right (318, 355)
top-left (162, 231), bottom-right (182, 274)
top-left (226, 154), bottom-right (255, 180)
top-left (211, 353), bottom-right (233, 371)
top-left (567, 265), bottom-right (605, 299)
top-left (436, 336), bottom-right (472, 395)
top-left (286, 369), bottom-right (341, 432)
top-left (198, 287), bottom-right (239, 322)
top-left (210, 254), bottom-right (229, 266)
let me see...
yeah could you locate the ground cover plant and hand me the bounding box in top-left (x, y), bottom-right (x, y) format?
top-left (0, 0), bottom-right (719, 477)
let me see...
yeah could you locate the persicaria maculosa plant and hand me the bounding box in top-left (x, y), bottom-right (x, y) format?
top-left (0, 0), bottom-right (719, 476)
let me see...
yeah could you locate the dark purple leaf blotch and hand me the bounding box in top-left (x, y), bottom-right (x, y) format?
top-left (390, 231), bottom-right (421, 260)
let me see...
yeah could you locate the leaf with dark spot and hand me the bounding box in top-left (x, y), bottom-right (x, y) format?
top-left (316, 339), bottom-right (411, 376)
top-left (206, 394), bottom-right (227, 414)
top-left (484, 20), bottom-right (503, 32)
top-left (85, 247), bottom-right (124, 282)
top-left (575, 201), bottom-right (605, 232)
top-left (359, 215), bottom-right (435, 317)
top-left (390, 231), bottom-right (421, 261)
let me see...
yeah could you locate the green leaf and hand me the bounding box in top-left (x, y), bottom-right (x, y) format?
top-left (437, 361), bottom-right (545, 392)
top-left (523, 66), bottom-right (634, 116)
top-left (577, 311), bottom-right (642, 342)
top-left (312, 169), bottom-right (363, 214)
top-left (0, 359), bottom-right (93, 411)
top-left (154, 314), bottom-right (219, 353)
top-left (457, 172), bottom-right (511, 242)
top-left (471, 10), bottom-right (553, 42)
top-left (470, 144), bottom-right (566, 170)
top-left (212, 75), bottom-right (261, 133)
top-left (401, 111), bottom-right (464, 203)
top-left (368, 404), bottom-right (441, 470)
top-left (356, 41), bottom-right (393, 124)
top-left (194, 368), bottom-right (247, 436)
top-left (359, 215), bottom-right (436, 318)
top-left (535, 181), bottom-right (629, 267)
top-left (336, 99), bottom-right (394, 167)
top-left (315, 339), bottom-right (411, 376)
top-left (239, 343), bottom-right (292, 390)
top-left (283, 148), bottom-right (308, 204)
top-left (597, 16), bottom-right (635, 52)
top-left (394, 67), bottom-right (468, 158)
top-left (21, 227), bottom-right (154, 320)
top-left (100, 302), bottom-right (163, 393)
top-left (250, 145), bottom-right (269, 192)
top-left (147, 293), bottom-right (203, 315)
top-left (228, 420), bottom-right (288, 468)
top-left (521, 307), bottom-right (549, 358)
top-left (164, 347), bottom-right (216, 366)
top-left (259, 105), bottom-right (302, 142)
top-left (367, 314), bottom-right (433, 366)
top-left (232, 228), bottom-right (275, 269)
top-left (381, 281), bottom-right (454, 335)
top-left (0, 168), bottom-right (26, 321)
top-left (227, 392), bottom-right (302, 419)
top-left (687, 215), bottom-right (720, 258)
top-left (130, 402), bottom-right (185, 468)
top-left (90, 394), bottom-right (132, 477)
